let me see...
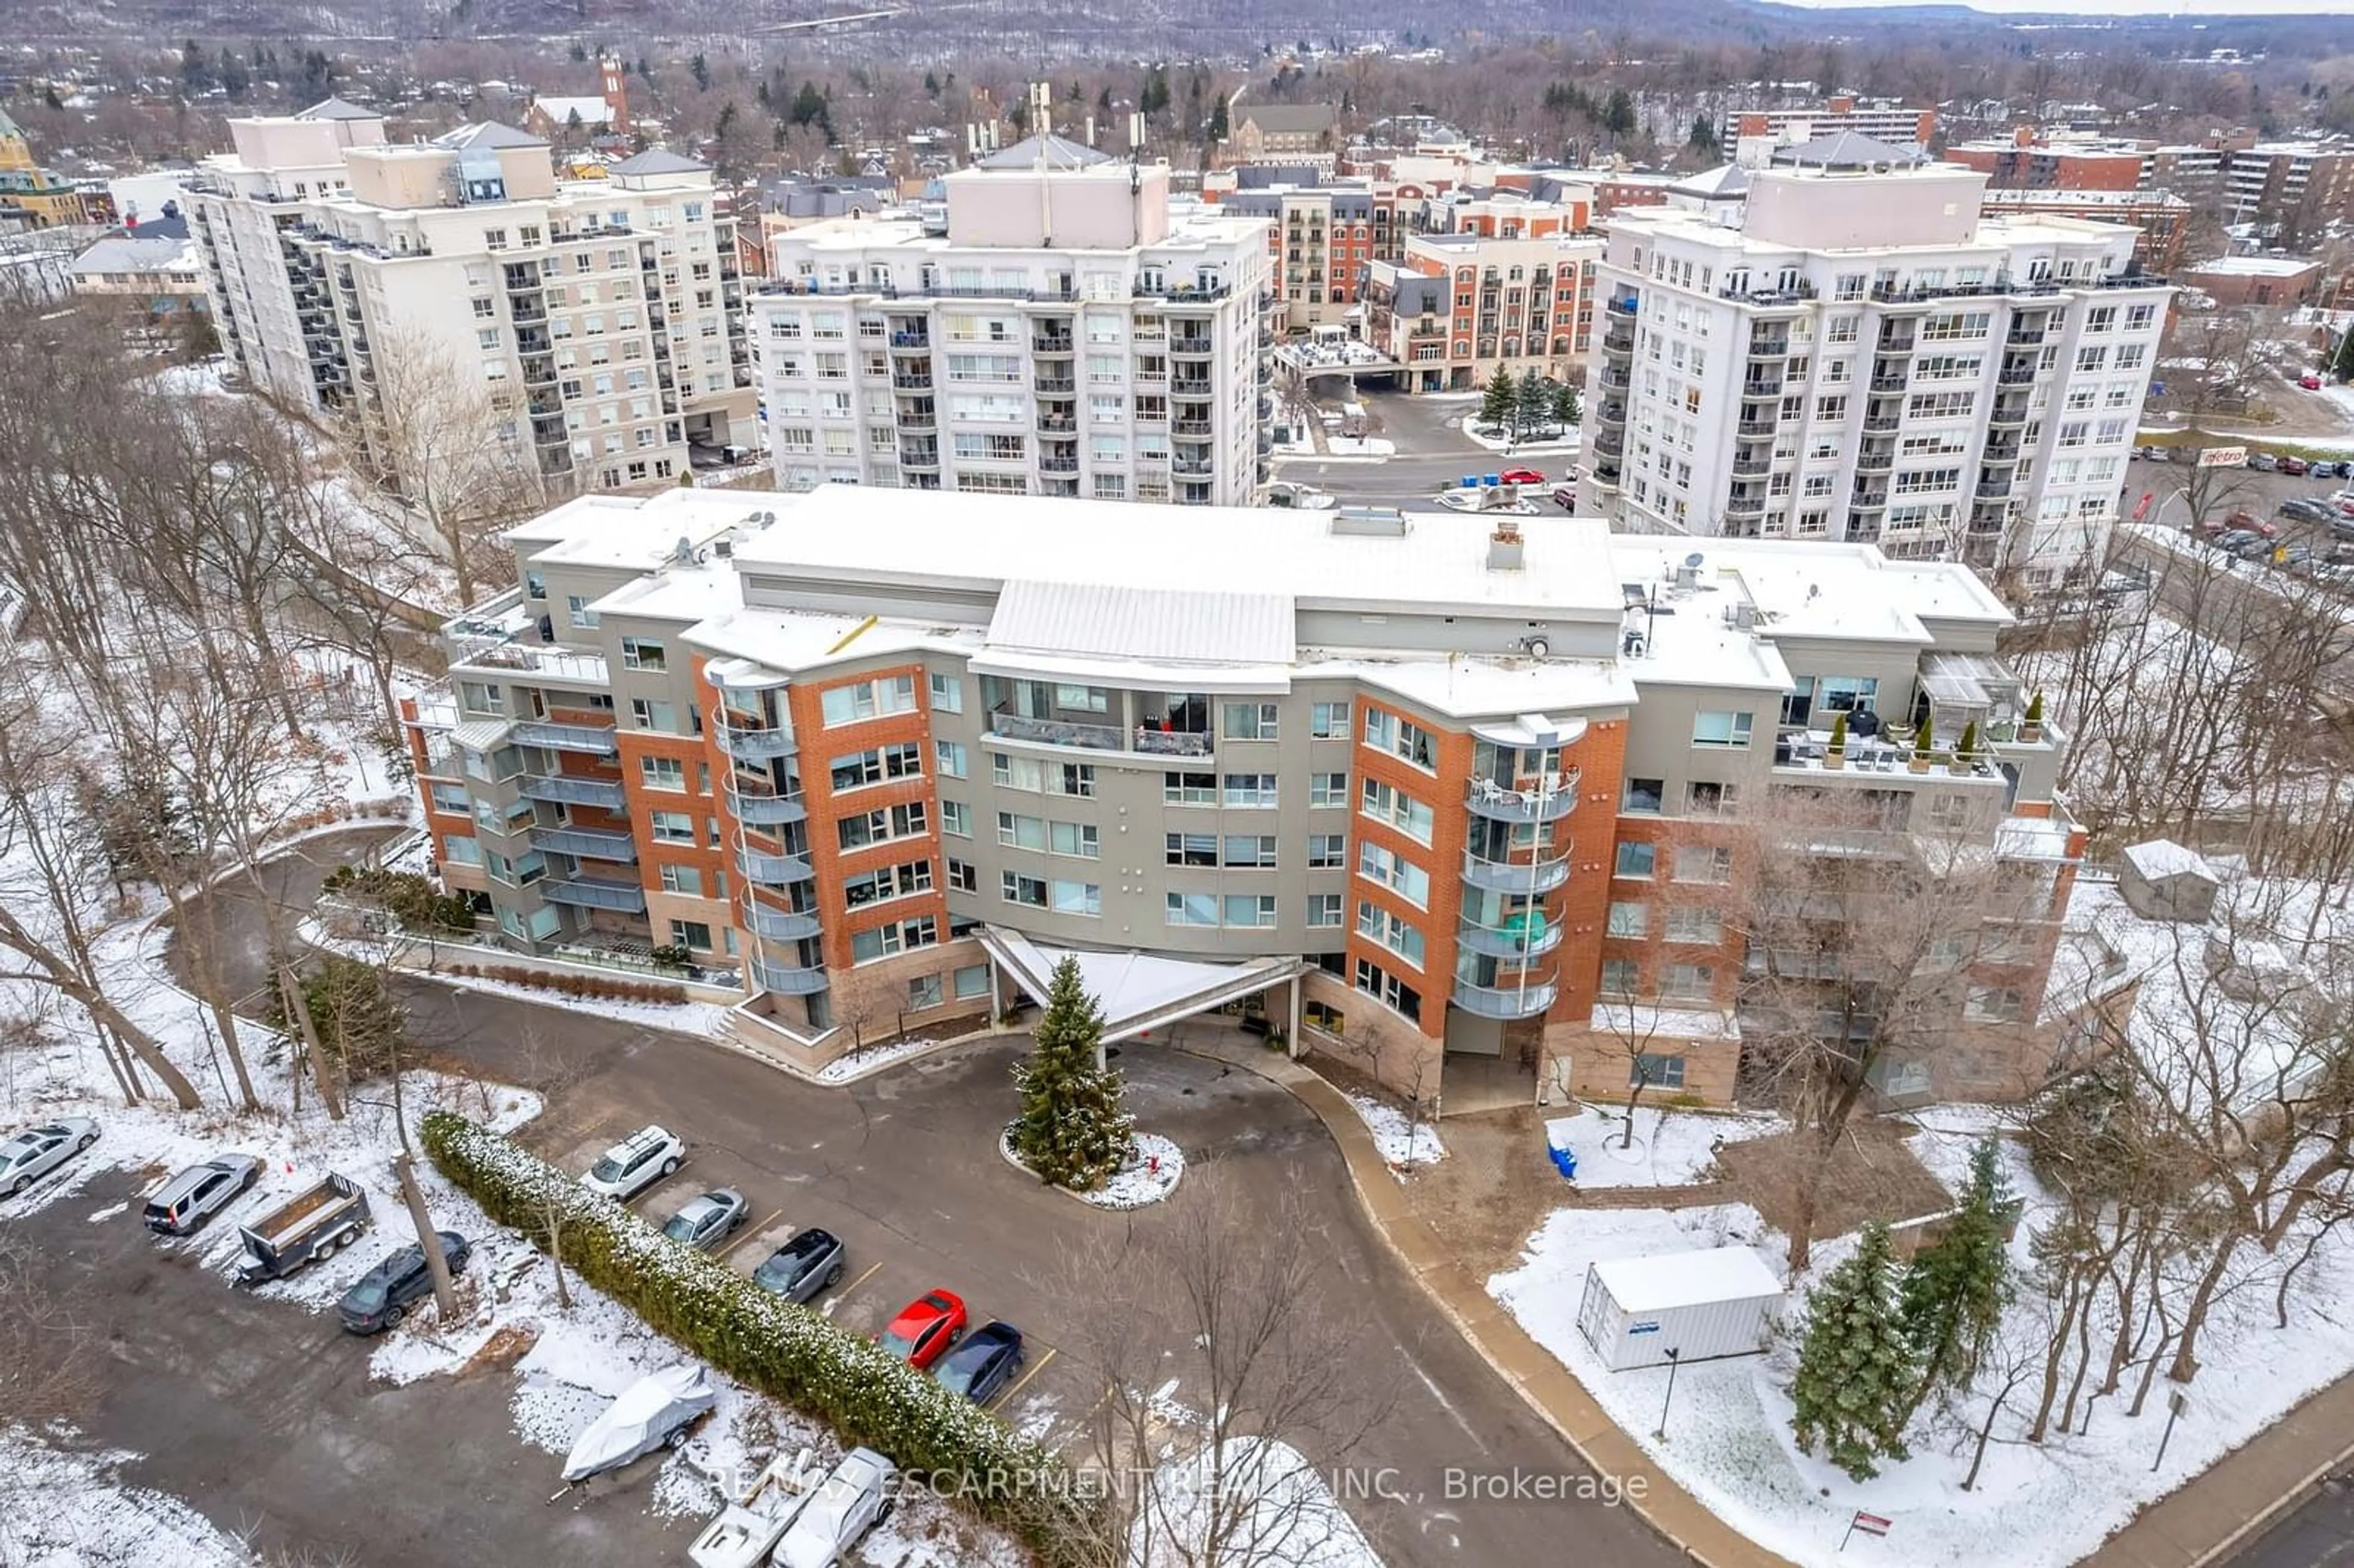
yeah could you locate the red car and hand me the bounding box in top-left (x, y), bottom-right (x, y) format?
top-left (1499, 466), bottom-right (1546, 486)
top-left (2278, 455), bottom-right (2309, 476)
top-left (2302, 373), bottom-right (2325, 391)
top-left (877, 1288), bottom-right (967, 1368)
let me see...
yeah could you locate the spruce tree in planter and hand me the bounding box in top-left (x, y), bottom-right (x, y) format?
top-left (1008, 956), bottom-right (1135, 1191)
top-left (1824, 710), bottom-right (1848, 769)
top-left (1909, 726), bottom-right (1933, 774)
top-left (2022, 691), bottom-right (2046, 743)
top-left (1950, 720), bottom-right (1980, 775)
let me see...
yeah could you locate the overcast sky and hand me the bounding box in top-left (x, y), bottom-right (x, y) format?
top-left (1770, 0), bottom-right (2340, 14)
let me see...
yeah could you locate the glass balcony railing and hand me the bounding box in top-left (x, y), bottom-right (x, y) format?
top-left (1461, 844), bottom-right (1572, 894)
top-left (1465, 770), bottom-right (1580, 824)
top-left (540, 877), bottom-right (646, 912)
top-left (1452, 975), bottom-right (1560, 1020)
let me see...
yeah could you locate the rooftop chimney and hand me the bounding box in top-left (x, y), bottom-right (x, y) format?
top-left (1488, 521), bottom-right (1525, 573)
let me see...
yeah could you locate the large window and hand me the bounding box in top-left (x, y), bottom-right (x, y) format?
top-left (1614, 841), bottom-right (1657, 879)
top-left (1310, 701), bottom-right (1351, 739)
top-left (1354, 958), bottom-right (1422, 1023)
top-left (1360, 778), bottom-right (1435, 845)
top-left (1164, 771), bottom-right (1217, 805)
top-left (838, 802), bottom-right (927, 850)
top-left (1224, 702), bottom-right (1279, 740)
top-left (1358, 842), bottom-right (1431, 908)
top-left (1355, 901), bottom-right (1426, 967)
top-left (1691, 711), bottom-right (1753, 748)
top-left (1675, 845), bottom-right (1734, 884)
top-left (1631, 1053), bottom-right (1686, 1089)
top-left (850, 915), bottom-right (937, 962)
top-left (1363, 707), bottom-right (1438, 771)
top-left (819, 673), bottom-right (918, 726)
top-left (1666, 906), bottom-right (1721, 944)
top-left (1607, 901), bottom-right (1648, 938)
top-left (1049, 821), bottom-right (1099, 858)
top-left (844, 859), bottom-right (931, 907)
top-left (1309, 772), bottom-right (1350, 807)
top-left (1222, 774), bottom-right (1279, 807)
top-left (829, 742), bottom-right (923, 791)
top-left (1308, 834), bottom-right (1347, 869)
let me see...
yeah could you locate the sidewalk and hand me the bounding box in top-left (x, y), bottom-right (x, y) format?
top-left (2087, 1371), bottom-right (2354, 1567)
top-left (1170, 1029), bottom-right (1789, 1568)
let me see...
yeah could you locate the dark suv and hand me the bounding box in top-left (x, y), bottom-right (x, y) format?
top-left (752, 1227), bottom-right (847, 1304)
top-left (338, 1232), bottom-right (472, 1334)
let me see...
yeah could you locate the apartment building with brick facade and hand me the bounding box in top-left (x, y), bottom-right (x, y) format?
top-left (1362, 228), bottom-right (1604, 391)
top-left (401, 485), bottom-right (2091, 1114)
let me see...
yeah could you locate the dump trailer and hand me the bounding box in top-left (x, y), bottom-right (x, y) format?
top-left (235, 1173), bottom-right (371, 1285)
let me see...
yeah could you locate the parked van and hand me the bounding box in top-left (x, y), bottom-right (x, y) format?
top-left (144, 1154), bottom-right (262, 1236)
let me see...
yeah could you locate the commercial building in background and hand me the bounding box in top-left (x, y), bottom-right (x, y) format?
top-left (752, 135), bottom-right (1273, 504)
top-left (1362, 227), bottom-right (1604, 391)
top-left (402, 485), bottom-right (2087, 1113)
top-left (190, 100), bottom-right (755, 493)
top-left (1943, 129), bottom-right (2149, 192)
top-left (1220, 99), bottom-right (1343, 171)
top-left (1720, 96), bottom-right (1937, 165)
top-left (2182, 255), bottom-right (2323, 310)
top-left (67, 233), bottom-right (208, 318)
top-left (1581, 138), bottom-right (2172, 590)
top-left (1977, 188), bottom-right (2192, 275)
top-left (0, 103), bottom-right (114, 229)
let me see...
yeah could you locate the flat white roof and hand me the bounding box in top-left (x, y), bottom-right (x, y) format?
top-left (2188, 256), bottom-right (2317, 278)
top-left (729, 487), bottom-right (1628, 622)
top-left (1590, 1245), bottom-right (1785, 1313)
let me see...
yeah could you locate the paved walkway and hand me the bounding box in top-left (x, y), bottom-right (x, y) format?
top-left (1171, 1031), bottom-right (1790, 1568)
top-left (1183, 1029), bottom-right (2354, 1568)
top-left (2087, 1372), bottom-right (2354, 1568)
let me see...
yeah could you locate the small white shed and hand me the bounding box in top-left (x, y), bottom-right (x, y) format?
top-left (1575, 1246), bottom-right (1786, 1372)
top-left (2120, 839), bottom-right (2220, 924)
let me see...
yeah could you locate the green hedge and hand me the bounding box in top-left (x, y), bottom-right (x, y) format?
top-left (421, 1111), bottom-right (1103, 1561)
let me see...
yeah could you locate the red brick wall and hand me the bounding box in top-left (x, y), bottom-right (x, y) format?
top-left (786, 664), bottom-right (950, 975)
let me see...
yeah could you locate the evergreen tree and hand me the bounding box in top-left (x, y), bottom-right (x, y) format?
top-left (1208, 94), bottom-right (1229, 141)
top-left (1688, 113), bottom-right (1719, 158)
top-left (2332, 326), bottom-right (2354, 384)
top-left (1898, 1138), bottom-right (2015, 1421)
top-left (924, 70), bottom-right (942, 98)
top-left (1515, 368), bottom-right (1552, 436)
top-left (690, 51), bottom-right (710, 91)
top-left (1140, 66), bottom-right (1171, 118)
top-left (1552, 381), bottom-right (1582, 427)
top-left (1602, 88), bottom-right (1637, 140)
top-left (1008, 957), bottom-right (1134, 1191)
top-left (1478, 363), bottom-right (1516, 432)
top-left (1791, 1220), bottom-right (1920, 1482)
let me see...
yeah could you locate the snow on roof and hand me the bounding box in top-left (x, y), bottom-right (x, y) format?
top-left (2187, 256), bottom-right (2317, 278)
top-left (1590, 1245), bottom-right (1785, 1312)
top-left (1590, 1005), bottom-right (1740, 1040)
top-left (71, 234), bottom-right (194, 274)
top-left (535, 96), bottom-right (616, 126)
top-left (2124, 839), bottom-right (2216, 883)
top-left (980, 928), bottom-right (1305, 1041)
top-left (987, 580), bottom-right (1293, 668)
top-left (729, 487), bottom-right (1628, 623)
top-left (438, 121), bottom-right (546, 151)
top-left (299, 97), bottom-right (379, 122)
top-left (972, 134), bottom-right (1111, 171)
top-left (608, 148), bottom-right (705, 176)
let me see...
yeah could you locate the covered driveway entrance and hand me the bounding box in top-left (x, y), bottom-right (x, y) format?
top-left (977, 927), bottom-right (1310, 1068)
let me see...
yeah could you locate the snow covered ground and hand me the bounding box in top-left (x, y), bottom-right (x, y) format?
top-left (1133, 1436), bottom-right (1382, 1568)
top-left (1491, 1108), bottom-right (2354, 1567)
top-left (1343, 1092), bottom-right (1445, 1170)
top-left (0, 1428), bottom-right (252, 1567)
top-left (1542, 1105), bottom-right (1781, 1190)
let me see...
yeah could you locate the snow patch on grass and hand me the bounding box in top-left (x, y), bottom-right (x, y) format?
top-left (1542, 1105), bottom-right (1782, 1189)
top-left (0, 1426), bottom-right (247, 1568)
top-left (1343, 1092), bottom-right (1444, 1170)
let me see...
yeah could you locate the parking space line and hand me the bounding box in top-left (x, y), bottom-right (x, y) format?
top-left (991, 1346), bottom-right (1056, 1410)
top-left (836, 1260), bottom-right (883, 1299)
top-left (718, 1209), bottom-right (783, 1260)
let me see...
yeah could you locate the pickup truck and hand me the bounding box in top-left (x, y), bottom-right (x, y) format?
top-left (235, 1174), bottom-right (371, 1285)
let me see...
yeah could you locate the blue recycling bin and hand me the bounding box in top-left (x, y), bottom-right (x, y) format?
top-left (1549, 1142), bottom-right (1579, 1181)
top-left (1459, 475), bottom-right (1479, 489)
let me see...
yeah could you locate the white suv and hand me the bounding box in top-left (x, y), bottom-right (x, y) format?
top-left (581, 1125), bottom-right (684, 1200)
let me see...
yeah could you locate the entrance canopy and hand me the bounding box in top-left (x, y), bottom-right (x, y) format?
top-left (978, 927), bottom-right (1307, 1044)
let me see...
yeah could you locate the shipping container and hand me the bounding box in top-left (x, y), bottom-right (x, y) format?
top-left (1575, 1245), bottom-right (1785, 1372)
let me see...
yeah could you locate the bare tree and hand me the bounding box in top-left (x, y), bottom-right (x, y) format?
top-left (1740, 782), bottom-right (2054, 1269)
top-left (1048, 1163), bottom-right (1395, 1567)
top-left (341, 323), bottom-right (547, 603)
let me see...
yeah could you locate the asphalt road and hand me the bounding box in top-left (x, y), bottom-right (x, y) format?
top-left (153, 831), bottom-right (1685, 1568)
top-left (1274, 387), bottom-right (1582, 506)
top-left (15, 1166), bottom-right (695, 1566)
top-left (2232, 1477), bottom-right (2354, 1568)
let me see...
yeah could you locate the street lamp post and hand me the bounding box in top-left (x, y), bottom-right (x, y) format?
top-left (1655, 1346), bottom-right (1682, 1441)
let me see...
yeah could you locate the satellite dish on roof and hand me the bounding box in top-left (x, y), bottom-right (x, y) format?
top-left (1684, 551), bottom-right (1705, 568)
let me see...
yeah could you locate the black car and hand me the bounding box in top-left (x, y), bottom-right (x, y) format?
top-left (337, 1231), bottom-right (471, 1334)
top-left (933, 1320), bottom-right (1026, 1404)
top-left (2281, 499), bottom-right (2339, 526)
top-left (751, 1227), bottom-right (847, 1305)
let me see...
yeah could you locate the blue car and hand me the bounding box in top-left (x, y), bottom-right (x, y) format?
top-left (932, 1320), bottom-right (1026, 1404)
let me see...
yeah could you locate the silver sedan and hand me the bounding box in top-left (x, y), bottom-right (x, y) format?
top-left (0, 1117), bottom-right (99, 1198)
top-left (660, 1188), bottom-right (747, 1251)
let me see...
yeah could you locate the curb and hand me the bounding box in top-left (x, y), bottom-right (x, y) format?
top-left (2185, 1434), bottom-right (2354, 1568)
top-left (710, 1023), bottom-right (1002, 1086)
top-left (994, 1129), bottom-right (1183, 1211)
top-left (1166, 1039), bottom-right (1774, 1568)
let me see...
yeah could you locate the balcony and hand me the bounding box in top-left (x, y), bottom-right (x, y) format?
top-left (1852, 490), bottom-right (1888, 509)
top-left (1598, 366), bottom-right (1631, 392)
top-left (1997, 365), bottom-right (2035, 386)
top-left (1736, 418), bottom-right (1778, 438)
top-left (899, 446), bottom-right (940, 470)
top-left (1173, 458), bottom-right (1214, 477)
top-left (728, 786), bottom-right (808, 826)
top-left (541, 877), bottom-right (647, 913)
top-left (1172, 378), bottom-right (1214, 395)
top-left (739, 848), bottom-right (816, 886)
top-left (1457, 911), bottom-right (1565, 962)
top-left (889, 330), bottom-right (929, 349)
top-left (1036, 413), bottom-right (1077, 433)
top-left (1605, 296), bottom-right (1639, 318)
top-left (1741, 379), bottom-right (1783, 398)
top-left (891, 372), bottom-right (934, 390)
top-left (1725, 493), bottom-right (1767, 519)
top-left (1731, 457), bottom-right (1770, 478)
top-left (1879, 332), bottom-right (1917, 354)
top-left (528, 825), bottom-right (638, 862)
top-left (1461, 845), bottom-right (1571, 895)
top-left (1748, 335), bottom-right (1791, 358)
top-left (1597, 403), bottom-right (1626, 429)
top-left (1452, 975), bottom-right (1561, 1021)
top-left (1856, 449), bottom-right (1894, 475)
top-left (1032, 333), bottom-right (1075, 354)
top-left (1466, 771), bottom-right (1580, 824)
top-left (2006, 324), bottom-right (2046, 347)
top-left (719, 723), bottom-right (798, 761)
top-left (1040, 455), bottom-right (1080, 474)
top-left (1863, 415), bottom-right (1900, 433)
top-left (1976, 478), bottom-right (2013, 500)
top-left (1986, 405), bottom-right (2028, 430)
top-left (1982, 441), bottom-right (2021, 464)
top-left (751, 957), bottom-right (830, 995)
top-left (742, 900), bottom-right (822, 943)
top-left (897, 409), bottom-right (937, 432)
top-left (1593, 432), bottom-right (1626, 459)
top-left (511, 719), bottom-right (618, 755)
top-left (519, 773), bottom-right (627, 810)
